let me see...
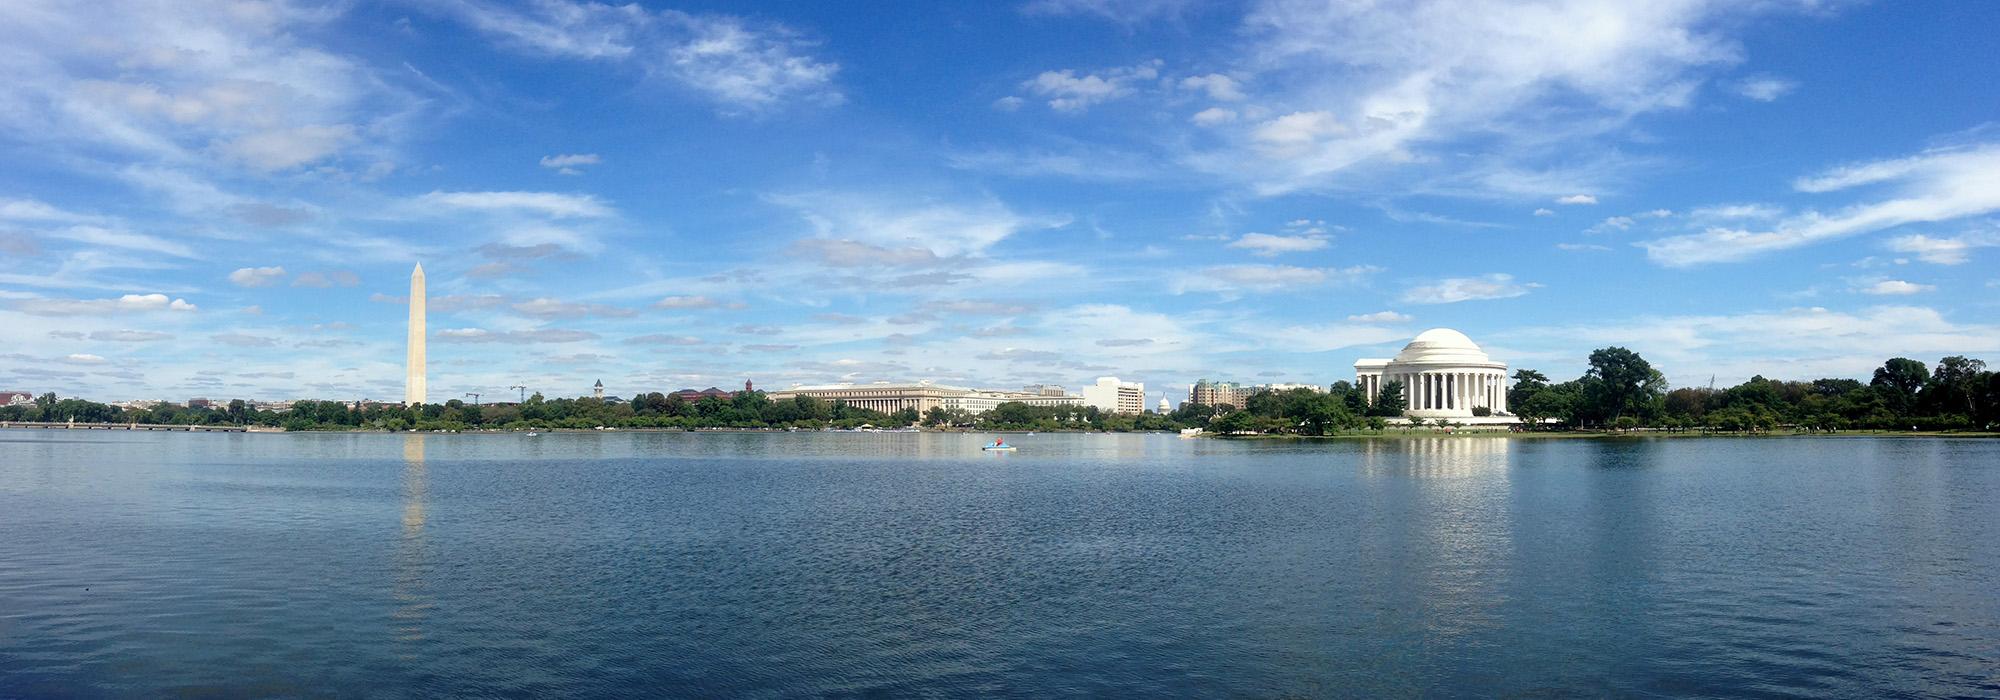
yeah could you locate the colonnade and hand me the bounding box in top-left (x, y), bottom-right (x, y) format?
top-left (1363, 369), bottom-right (1508, 415)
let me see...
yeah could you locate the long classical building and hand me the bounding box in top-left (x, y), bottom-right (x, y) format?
top-left (766, 382), bottom-right (1083, 415)
top-left (1355, 328), bottom-right (1510, 419)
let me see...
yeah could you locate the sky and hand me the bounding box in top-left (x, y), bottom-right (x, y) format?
top-left (2, 0), bottom-right (1998, 404)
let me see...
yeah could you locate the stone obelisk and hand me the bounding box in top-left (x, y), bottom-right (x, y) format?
top-left (404, 263), bottom-right (427, 406)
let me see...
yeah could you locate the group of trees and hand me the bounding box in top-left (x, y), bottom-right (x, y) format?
top-left (1159, 381), bottom-right (1408, 436)
top-left (1508, 351), bottom-right (1999, 432)
top-left (919, 402), bottom-right (1186, 432)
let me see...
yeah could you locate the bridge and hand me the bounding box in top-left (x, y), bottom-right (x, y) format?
top-left (0, 421), bottom-right (250, 433)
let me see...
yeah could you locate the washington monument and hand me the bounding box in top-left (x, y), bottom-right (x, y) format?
top-left (405, 263), bottom-right (427, 405)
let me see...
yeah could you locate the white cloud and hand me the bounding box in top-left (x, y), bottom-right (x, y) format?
top-left (417, 191), bottom-right (615, 218)
top-left (1174, 264), bottom-right (1378, 295)
top-left (1400, 273), bottom-right (1538, 304)
top-left (1593, 215), bottom-right (1635, 232)
top-left (1180, 74), bottom-right (1244, 101)
top-left (1250, 111), bottom-right (1347, 159)
top-left (653, 295), bottom-right (729, 310)
top-left (1884, 230), bottom-right (2000, 265)
top-left (540, 153), bottom-right (602, 174)
top-left (0, 198), bottom-right (103, 224)
top-left (1852, 278), bottom-right (1933, 296)
top-left (1347, 311), bottom-right (1411, 323)
top-left (1557, 194), bottom-right (1598, 205)
top-left (1184, 1), bottom-right (1782, 194)
top-left (511, 297), bottom-right (636, 318)
top-left (1191, 107), bottom-right (1238, 126)
top-left (90, 329), bottom-right (173, 342)
top-left (442, 1), bottom-right (842, 112)
top-left (767, 191), bottom-right (1068, 258)
top-left (1021, 0), bottom-right (1199, 23)
top-left (228, 266), bottom-right (287, 288)
top-left (215, 124), bottom-right (356, 171)
top-left (1733, 75), bottom-right (1796, 101)
top-left (1640, 143), bottom-right (2000, 266)
top-left (15, 293), bottom-right (196, 316)
top-left (64, 353), bottom-right (107, 364)
top-left (1024, 60), bottom-right (1161, 112)
top-left (790, 239), bottom-right (943, 267)
top-left (992, 96), bottom-right (1025, 111)
top-left (45, 225), bottom-right (198, 258)
top-left (435, 328), bottom-right (599, 344)
top-left (1689, 203), bottom-right (1783, 221)
top-left (0, 1), bottom-right (412, 177)
top-left (1228, 231), bottom-right (1329, 256)
top-left (1556, 243), bottom-right (1612, 252)
top-left (1533, 208), bottom-right (1555, 217)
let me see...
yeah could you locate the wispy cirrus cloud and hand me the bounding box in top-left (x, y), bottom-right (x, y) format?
top-left (1638, 143), bottom-right (2000, 266)
top-left (1400, 273), bottom-right (1538, 304)
top-left (437, 0), bottom-right (842, 113)
top-left (1174, 264), bottom-right (1379, 296)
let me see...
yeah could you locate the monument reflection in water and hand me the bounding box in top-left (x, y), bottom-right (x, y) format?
top-left (1357, 438), bottom-right (1515, 642)
top-left (393, 434), bottom-right (429, 652)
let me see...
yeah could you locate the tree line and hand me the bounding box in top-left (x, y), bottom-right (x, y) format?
top-left (0, 391), bottom-right (912, 432)
top-left (6, 349), bottom-right (1995, 434)
top-left (1506, 351), bottom-right (1999, 432)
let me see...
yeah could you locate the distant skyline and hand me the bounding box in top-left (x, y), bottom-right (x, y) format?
top-left (2, 0), bottom-right (1998, 402)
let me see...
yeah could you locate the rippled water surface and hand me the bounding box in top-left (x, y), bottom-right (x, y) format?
top-left (2, 431), bottom-right (1996, 697)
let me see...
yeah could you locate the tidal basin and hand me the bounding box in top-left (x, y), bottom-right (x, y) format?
top-left (2, 431), bottom-right (1995, 697)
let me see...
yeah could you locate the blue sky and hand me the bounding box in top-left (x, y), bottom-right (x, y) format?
top-left (3, 0), bottom-right (1997, 403)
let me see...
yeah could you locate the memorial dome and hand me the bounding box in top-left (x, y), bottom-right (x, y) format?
top-left (1391, 328), bottom-right (1492, 364)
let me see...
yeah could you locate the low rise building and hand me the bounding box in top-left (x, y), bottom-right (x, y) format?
top-left (1191, 380), bottom-right (1325, 408)
top-left (1081, 376), bottom-right (1145, 414)
top-left (670, 380), bottom-right (753, 403)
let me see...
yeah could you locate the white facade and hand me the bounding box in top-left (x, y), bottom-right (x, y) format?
top-left (1355, 329), bottom-right (1509, 419)
top-left (1080, 376), bottom-right (1146, 414)
top-left (404, 264), bottom-right (427, 406)
top-left (769, 382), bottom-right (1082, 415)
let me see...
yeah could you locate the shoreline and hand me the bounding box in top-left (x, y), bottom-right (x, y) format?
top-left (6, 423), bottom-right (1996, 440)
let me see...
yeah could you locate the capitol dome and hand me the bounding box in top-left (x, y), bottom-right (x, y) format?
top-left (1392, 328), bottom-right (1493, 365)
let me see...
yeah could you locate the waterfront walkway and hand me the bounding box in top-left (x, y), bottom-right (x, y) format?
top-left (0, 421), bottom-right (248, 433)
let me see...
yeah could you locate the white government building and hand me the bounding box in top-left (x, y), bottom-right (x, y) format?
top-left (1355, 328), bottom-right (1512, 421)
top-left (766, 382), bottom-right (1085, 415)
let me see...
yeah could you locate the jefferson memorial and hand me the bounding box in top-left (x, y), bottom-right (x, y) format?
top-left (1355, 328), bottom-right (1512, 420)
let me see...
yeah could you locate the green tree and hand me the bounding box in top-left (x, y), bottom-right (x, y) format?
top-left (1581, 347), bottom-right (1665, 426)
top-left (1368, 380), bottom-right (1406, 417)
top-left (1925, 356), bottom-right (1986, 417)
top-left (1871, 357), bottom-right (1928, 417)
top-left (1508, 369), bottom-right (1548, 409)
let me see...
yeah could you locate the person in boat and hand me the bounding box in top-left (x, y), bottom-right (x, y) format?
top-left (988, 439), bottom-right (1008, 448)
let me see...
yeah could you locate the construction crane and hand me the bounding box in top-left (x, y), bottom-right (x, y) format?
top-left (464, 392), bottom-right (481, 407)
top-left (510, 385), bottom-right (528, 403)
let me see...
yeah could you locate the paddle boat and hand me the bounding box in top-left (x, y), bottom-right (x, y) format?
top-left (981, 438), bottom-right (1017, 452)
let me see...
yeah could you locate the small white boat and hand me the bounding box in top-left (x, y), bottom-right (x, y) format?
top-left (525, 431), bottom-right (540, 437)
top-left (981, 440), bottom-right (1016, 452)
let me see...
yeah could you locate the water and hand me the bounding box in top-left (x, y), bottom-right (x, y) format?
top-left (1, 431), bottom-right (1995, 698)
